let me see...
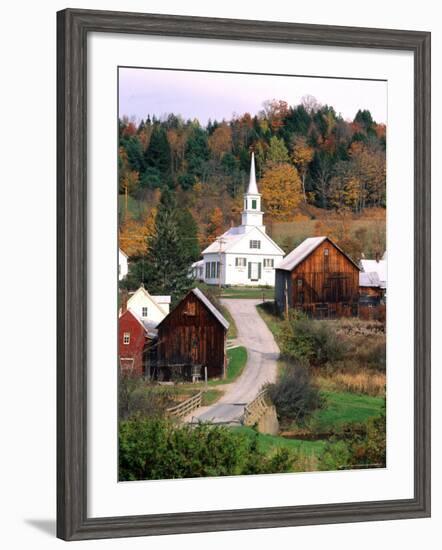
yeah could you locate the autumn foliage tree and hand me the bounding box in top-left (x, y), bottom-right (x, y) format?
top-left (206, 207), bottom-right (224, 244)
top-left (261, 163), bottom-right (303, 220)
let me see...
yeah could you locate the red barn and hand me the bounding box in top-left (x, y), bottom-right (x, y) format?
top-left (118, 309), bottom-right (156, 377)
top-left (155, 288), bottom-right (229, 381)
top-left (275, 236), bottom-right (360, 319)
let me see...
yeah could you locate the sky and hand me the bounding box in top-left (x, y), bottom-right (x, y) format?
top-left (118, 67), bottom-right (387, 126)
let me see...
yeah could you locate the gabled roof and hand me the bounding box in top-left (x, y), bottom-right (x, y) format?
top-left (277, 236), bottom-right (360, 272)
top-left (156, 288), bottom-right (230, 331)
top-left (359, 271), bottom-right (381, 287)
top-left (360, 259), bottom-right (387, 287)
top-left (120, 309), bottom-right (156, 338)
top-left (127, 286), bottom-right (169, 316)
top-left (202, 225), bottom-right (284, 255)
top-left (152, 295), bottom-right (171, 305)
top-left (191, 288), bottom-right (230, 330)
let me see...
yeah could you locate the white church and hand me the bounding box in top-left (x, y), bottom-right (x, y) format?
top-left (198, 153), bottom-right (284, 287)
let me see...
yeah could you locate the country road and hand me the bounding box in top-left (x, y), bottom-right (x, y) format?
top-left (189, 299), bottom-right (279, 424)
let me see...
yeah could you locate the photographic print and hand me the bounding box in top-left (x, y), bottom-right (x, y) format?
top-left (117, 66), bottom-right (387, 482)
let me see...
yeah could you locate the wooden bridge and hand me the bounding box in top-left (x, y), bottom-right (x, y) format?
top-left (166, 391), bottom-right (202, 420)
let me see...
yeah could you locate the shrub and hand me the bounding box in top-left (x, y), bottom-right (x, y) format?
top-left (118, 373), bottom-right (176, 420)
top-left (119, 418), bottom-right (296, 480)
top-left (266, 365), bottom-right (323, 425)
top-left (318, 414), bottom-right (386, 471)
top-left (280, 311), bottom-right (347, 366)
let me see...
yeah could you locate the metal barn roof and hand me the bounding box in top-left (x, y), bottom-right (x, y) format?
top-left (191, 288), bottom-right (230, 330)
top-left (359, 271), bottom-right (381, 287)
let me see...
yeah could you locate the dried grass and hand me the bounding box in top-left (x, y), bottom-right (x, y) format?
top-left (314, 370), bottom-right (386, 397)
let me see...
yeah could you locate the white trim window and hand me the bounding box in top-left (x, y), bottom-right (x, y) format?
top-left (123, 332), bottom-right (130, 345)
top-left (263, 258), bottom-right (274, 268)
top-left (141, 306), bottom-right (148, 318)
top-left (249, 240), bottom-right (261, 249)
top-left (235, 257), bottom-right (247, 267)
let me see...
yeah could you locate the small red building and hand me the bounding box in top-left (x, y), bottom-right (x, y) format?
top-left (118, 309), bottom-right (156, 377)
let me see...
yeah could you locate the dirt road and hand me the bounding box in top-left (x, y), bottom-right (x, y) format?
top-left (190, 299), bottom-right (279, 424)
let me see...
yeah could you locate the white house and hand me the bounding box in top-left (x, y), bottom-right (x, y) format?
top-left (360, 254), bottom-right (387, 290)
top-left (125, 285), bottom-right (171, 327)
top-left (118, 248), bottom-right (128, 281)
top-left (201, 153), bottom-right (284, 286)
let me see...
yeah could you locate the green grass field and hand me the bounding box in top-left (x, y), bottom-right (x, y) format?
top-left (308, 391), bottom-right (385, 433)
top-left (201, 389), bottom-right (223, 406)
top-left (232, 426), bottom-right (326, 455)
top-left (219, 304), bottom-right (238, 339)
top-left (221, 286), bottom-right (274, 300)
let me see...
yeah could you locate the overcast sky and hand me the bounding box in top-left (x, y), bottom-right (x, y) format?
top-left (119, 67), bottom-right (387, 126)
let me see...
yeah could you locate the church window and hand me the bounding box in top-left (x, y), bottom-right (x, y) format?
top-left (250, 240), bottom-right (261, 249)
top-left (252, 199), bottom-right (257, 210)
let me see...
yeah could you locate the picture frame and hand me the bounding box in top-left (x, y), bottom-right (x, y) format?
top-left (57, 8), bottom-right (431, 541)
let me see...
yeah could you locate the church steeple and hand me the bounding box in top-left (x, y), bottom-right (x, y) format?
top-left (241, 153), bottom-right (265, 232)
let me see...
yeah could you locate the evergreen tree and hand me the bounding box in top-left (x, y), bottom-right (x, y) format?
top-left (144, 125), bottom-right (171, 177)
top-left (185, 126), bottom-right (210, 179)
top-left (123, 190), bottom-right (193, 303)
top-left (144, 189), bottom-right (193, 303)
top-left (176, 208), bottom-right (200, 263)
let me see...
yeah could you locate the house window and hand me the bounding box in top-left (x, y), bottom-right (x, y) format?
top-left (235, 257), bottom-right (247, 267)
top-left (252, 199), bottom-right (257, 210)
top-left (210, 262), bottom-right (216, 278)
top-left (263, 258), bottom-right (274, 268)
top-left (205, 262), bottom-right (210, 279)
top-left (324, 248), bottom-right (329, 256)
top-left (297, 279), bottom-right (303, 287)
top-left (141, 307), bottom-right (148, 318)
top-left (123, 332), bottom-right (130, 345)
top-left (250, 240), bottom-right (261, 249)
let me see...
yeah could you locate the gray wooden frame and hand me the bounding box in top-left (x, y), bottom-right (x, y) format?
top-left (57, 8), bottom-right (431, 541)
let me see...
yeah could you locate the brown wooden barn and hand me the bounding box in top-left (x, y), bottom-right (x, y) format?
top-left (154, 288), bottom-right (229, 381)
top-left (275, 236), bottom-right (360, 319)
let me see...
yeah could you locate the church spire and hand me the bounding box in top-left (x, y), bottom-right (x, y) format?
top-left (241, 152), bottom-right (265, 231)
top-left (247, 152), bottom-right (259, 194)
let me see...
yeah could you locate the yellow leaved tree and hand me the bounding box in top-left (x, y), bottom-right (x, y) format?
top-left (260, 162), bottom-right (303, 221)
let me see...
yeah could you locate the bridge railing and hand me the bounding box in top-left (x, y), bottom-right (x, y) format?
top-left (166, 391), bottom-right (202, 420)
top-left (242, 389), bottom-right (270, 426)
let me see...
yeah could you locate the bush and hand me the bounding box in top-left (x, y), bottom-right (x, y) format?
top-left (118, 373), bottom-right (176, 420)
top-left (266, 365), bottom-right (323, 425)
top-left (119, 418), bottom-right (295, 480)
top-left (318, 414), bottom-right (386, 471)
top-left (280, 311), bottom-right (347, 366)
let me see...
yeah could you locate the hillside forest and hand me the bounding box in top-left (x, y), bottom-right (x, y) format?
top-left (119, 97), bottom-right (386, 297)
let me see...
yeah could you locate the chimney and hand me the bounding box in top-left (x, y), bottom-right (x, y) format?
top-left (120, 288), bottom-right (129, 313)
